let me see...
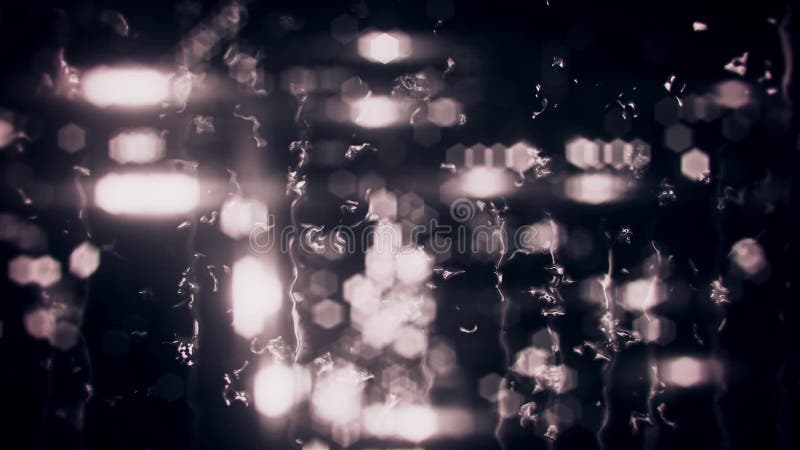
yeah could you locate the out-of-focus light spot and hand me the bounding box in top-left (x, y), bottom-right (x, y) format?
top-left (312, 366), bottom-right (364, 423)
top-left (620, 278), bottom-right (664, 312)
top-left (394, 247), bottom-right (432, 285)
top-left (69, 242), bottom-right (100, 279)
top-left (459, 167), bottom-right (515, 198)
top-left (511, 346), bottom-right (552, 378)
top-left (254, 363), bottom-right (309, 417)
top-left (358, 31), bottom-right (410, 64)
top-left (9, 255), bottom-right (61, 287)
top-left (681, 148), bottom-right (710, 182)
top-left (392, 326), bottom-right (428, 359)
top-left (368, 189), bottom-right (398, 220)
top-left (0, 118), bottom-right (16, 148)
top-left (351, 96), bottom-right (401, 128)
top-left (365, 247), bottom-right (395, 289)
top-left (565, 137), bottom-right (603, 169)
top-left (363, 403), bottom-right (438, 442)
top-left (82, 66), bottom-right (171, 107)
top-left (24, 307), bottom-right (56, 340)
top-left (231, 256), bottom-right (282, 338)
top-left (331, 14), bottom-right (358, 43)
top-left (664, 123), bottom-right (694, 152)
top-left (57, 123), bottom-right (86, 153)
top-left (661, 357), bottom-right (712, 387)
top-left (302, 439), bottom-right (329, 450)
top-left (94, 172), bottom-right (198, 216)
top-left (328, 169), bottom-right (358, 199)
top-left (633, 315), bottom-right (676, 344)
top-left (563, 173), bottom-right (630, 204)
top-left (109, 128), bottom-right (166, 164)
top-left (219, 195), bottom-right (268, 240)
top-left (478, 372), bottom-right (503, 401)
top-left (517, 219), bottom-right (562, 254)
top-left (428, 98), bottom-right (462, 127)
top-left (603, 139), bottom-right (633, 169)
top-left (729, 238), bottom-right (767, 278)
top-left (312, 299), bottom-right (344, 330)
top-left (309, 270), bottom-right (338, 298)
top-left (714, 80), bottom-right (752, 109)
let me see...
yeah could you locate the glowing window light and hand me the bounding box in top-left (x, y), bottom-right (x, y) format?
top-left (254, 363), bottom-right (309, 417)
top-left (231, 256), bottom-right (282, 339)
top-left (82, 66), bottom-right (171, 107)
top-left (563, 172), bottom-right (629, 204)
top-left (109, 129), bottom-right (166, 164)
top-left (94, 173), bottom-right (199, 215)
top-left (358, 31), bottom-right (411, 64)
top-left (219, 195), bottom-right (268, 240)
top-left (459, 167), bottom-right (515, 198)
top-left (351, 96), bottom-right (401, 128)
top-left (661, 357), bottom-right (713, 388)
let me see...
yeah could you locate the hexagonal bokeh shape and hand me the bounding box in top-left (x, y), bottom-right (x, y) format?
top-left (633, 314), bottom-right (676, 345)
top-left (664, 123), bottom-right (693, 152)
top-left (445, 143), bottom-right (467, 167)
top-left (397, 192), bottom-right (424, 218)
top-left (506, 142), bottom-right (539, 174)
top-left (428, 98), bottom-right (460, 127)
top-left (328, 169), bottom-right (357, 199)
top-left (565, 137), bottom-right (602, 169)
top-left (69, 241), bottom-right (100, 279)
top-left (57, 123), bottom-right (86, 153)
top-left (413, 123), bottom-right (441, 147)
top-left (309, 269), bottom-right (338, 298)
top-left (392, 326), bottom-right (427, 359)
top-left (478, 372), bottom-right (503, 401)
top-left (721, 112), bottom-right (751, 142)
top-left (654, 97), bottom-right (681, 126)
top-left (714, 80), bottom-right (751, 109)
top-left (603, 139), bottom-right (632, 169)
top-left (367, 188), bottom-right (397, 220)
top-left (312, 299), bottom-right (344, 330)
top-left (343, 273), bottom-right (379, 304)
top-left (680, 148), bottom-right (710, 182)
top-left (330, 14), bottom-right (358, 43)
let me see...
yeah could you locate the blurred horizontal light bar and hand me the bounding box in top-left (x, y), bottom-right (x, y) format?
top-left (109, 128), bottom-right (166, 164)
top-left (351, 96), bottom-right (402, 128)
top-left (82, 66), bottom-right (171, 107)
top-left (232, 256), bottom-right (282, 338)
top-left (94, 172), bottom-right (199, 215)
top-left (563, 172), bottom-right (630, 204)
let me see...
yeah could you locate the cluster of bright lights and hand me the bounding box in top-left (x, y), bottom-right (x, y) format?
top-left (109, 129), bottom-right (166, 164)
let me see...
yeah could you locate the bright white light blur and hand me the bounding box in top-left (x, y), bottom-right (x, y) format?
top-left (219, 195), bottom-right (268, 240)
top-left (231, 256), bottom-right (282, 338)
top-left (363, 403), bottom-right (438, 442)
top-left (358, 31), bottom-right (411, 64)
top-left (311, 366), bottom-right (364, 424)
top-left (94, 173), bottom-right (199, 215)
top-left (352, 96), bottom-right (401, 128)
top-left (620, 278), bottom-right (664, 312)
top-left (254, 363), bottom-right (309, 417)
top-left (109, 129), bottom-right (166, 164)
top-left (661, 357), bottom-right (713, 387)
top-left (459, 167), bottom-right (515, 198)
top-left (394, 247), bottom-right (432, 285)
top-left (563, 172), bottom-right (629, 204)
top-left (82, 66), bottom-right (171, 107)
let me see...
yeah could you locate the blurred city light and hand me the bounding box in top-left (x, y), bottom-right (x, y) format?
top-left (351, 96), bottom-right (402, 128)
top-left (109, 129), bottom-right (166, 164)
top-left (94, 173), bottom-right (199, 215)
top-left (219, 195), bottom-right (268, 240)
top-left (254, 363), bottom-right (310, 417)
top-left (82, 66), bottom-right (171, 107)
top-left (358, 31), bottom-right (411, 64)
top-left (231, 256), bottom-right (282, 339)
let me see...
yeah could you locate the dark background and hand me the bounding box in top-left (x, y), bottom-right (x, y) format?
top-left (0, 1), bottom-right (797, 450)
